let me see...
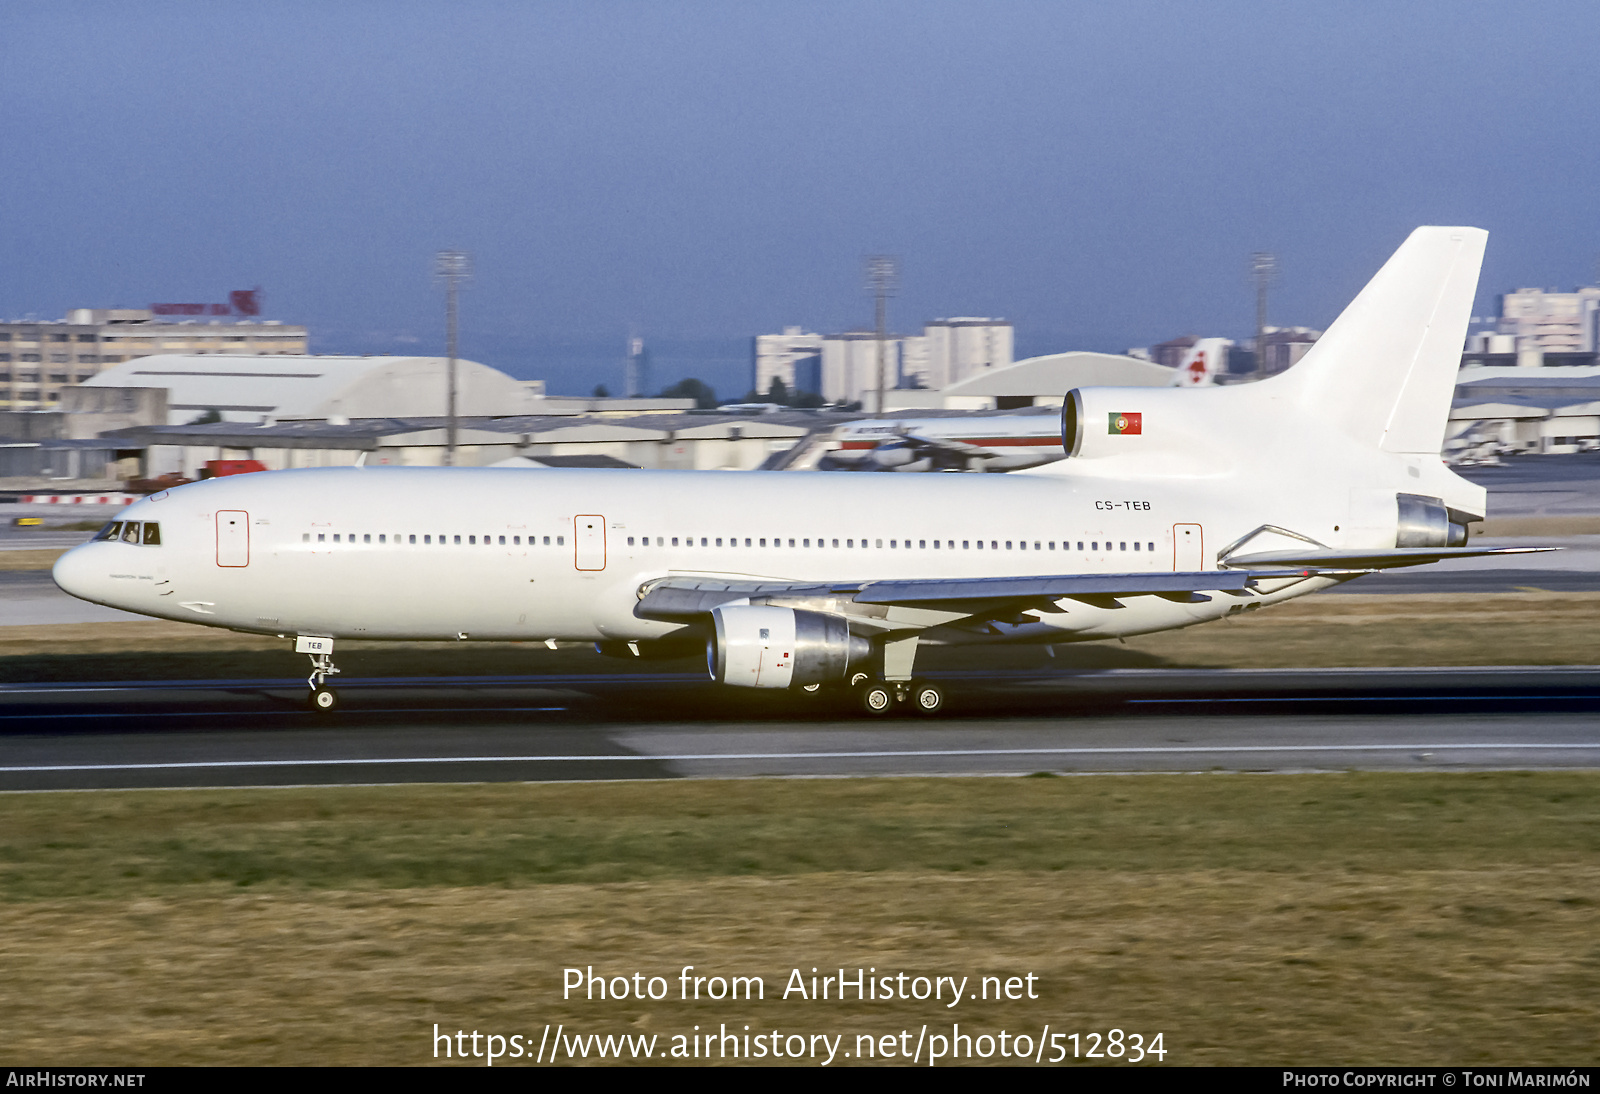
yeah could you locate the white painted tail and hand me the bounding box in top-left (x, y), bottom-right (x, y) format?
top-left (1275, 226), bottom-right (1486, 456)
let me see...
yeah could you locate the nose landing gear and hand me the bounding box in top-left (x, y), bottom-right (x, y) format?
top-left (296, 636), bottom-right (341, 713)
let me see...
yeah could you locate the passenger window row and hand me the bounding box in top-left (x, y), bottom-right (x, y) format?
top-left (301, 533), bottom-right (566, 546)
top-left (293, 530), bottom-right (1157, 553)
top-left (94, 520), bottom-right (161, 546)
top-left (624, 536), bottom-right (1158, 552)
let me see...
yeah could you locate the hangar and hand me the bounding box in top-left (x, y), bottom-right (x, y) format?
top-left (79, 354), bottom-right (543, 425)
top-left (885, 351), bottom-right (1177, 410)
top-left (1449, 370), bottom-right (1600, 454)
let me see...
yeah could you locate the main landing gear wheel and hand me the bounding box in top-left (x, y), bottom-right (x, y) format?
top-left (911, 682), bottom-right (945, 715)
top-left (309, 685), bottom-right (340, 713)
top-left (859, 682), bottom-right (895, 715)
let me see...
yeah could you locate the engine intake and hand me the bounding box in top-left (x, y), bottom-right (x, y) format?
top-left (708, 606), bottom-right (871, 689)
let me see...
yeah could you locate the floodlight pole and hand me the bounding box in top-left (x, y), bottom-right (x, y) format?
top-left (434, 250), bottom-right (472, 466)
top-left (865, 255), bottom-right (899, 416)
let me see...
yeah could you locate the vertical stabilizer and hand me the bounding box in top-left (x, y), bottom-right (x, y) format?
top-left (1277, 227), bottom-right (1486, 455)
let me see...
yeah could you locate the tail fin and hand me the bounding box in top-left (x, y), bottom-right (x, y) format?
top-left (1169, 337), bottom-right (1229, 386)
top-left (1277, 226), bottom-right (1486, 455)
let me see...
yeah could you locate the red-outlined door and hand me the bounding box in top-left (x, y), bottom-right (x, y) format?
top-left (575, 514), bottom-right (606, 571)
top-left (217, 510), bottom-right (250, 567)
top-left (1173, 523), bottom-right (1203, 571)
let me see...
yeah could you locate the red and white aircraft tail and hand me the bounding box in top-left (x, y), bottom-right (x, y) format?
top-left (1169, 338), bottom-right (1230, 386)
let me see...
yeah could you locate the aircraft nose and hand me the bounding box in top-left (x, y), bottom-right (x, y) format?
top-left (52, 543), bottom-right (109, 605)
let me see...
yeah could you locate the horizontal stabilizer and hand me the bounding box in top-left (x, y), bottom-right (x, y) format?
top-left (1223, 546), bottom-right (1556, 570)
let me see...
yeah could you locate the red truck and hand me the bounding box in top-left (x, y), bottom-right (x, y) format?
top-left (129, 461), bottom-right (266, 494)
top-left (198, 460), bottom-right (268, 479)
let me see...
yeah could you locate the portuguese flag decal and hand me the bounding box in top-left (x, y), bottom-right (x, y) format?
top-left (1108, 412), bottom-right (1142, 435)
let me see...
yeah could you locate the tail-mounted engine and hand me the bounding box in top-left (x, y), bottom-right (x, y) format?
top-left (1397, 493), bottom-right (1470, 548)
top-left (708, 605), bottom-right (872, 689)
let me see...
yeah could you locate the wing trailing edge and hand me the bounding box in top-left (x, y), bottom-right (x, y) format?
top-left (1221, 546), bottom-right (1556, 570)
top-left (635, 569), bottom-right (1328, 624)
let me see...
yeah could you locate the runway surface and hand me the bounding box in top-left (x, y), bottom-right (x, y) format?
top-left (3, 666), bottom-right (1598, 790)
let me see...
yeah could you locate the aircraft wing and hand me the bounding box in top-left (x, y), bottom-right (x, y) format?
top-left (1222, 546), bottom-right (1556, 569)
top-left (635, 568), bottom-right (1324, 627)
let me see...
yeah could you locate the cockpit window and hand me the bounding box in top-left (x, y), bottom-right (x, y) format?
top-left (142, 522), bottom-right (161, 546)
top-left (95, 521), bottom-right (123, 542)
top-left (121, 522), bottom-right (142, 544)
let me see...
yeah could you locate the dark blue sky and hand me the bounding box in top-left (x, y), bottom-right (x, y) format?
top-left (4, 1), bottom-right (1599, 394)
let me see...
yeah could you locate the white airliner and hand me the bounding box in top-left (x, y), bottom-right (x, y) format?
top-left (53, 227), bottom-right (1543, 714)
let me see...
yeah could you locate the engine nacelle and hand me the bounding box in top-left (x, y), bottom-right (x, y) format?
top-left (1396, 492), bottom-right (1469, 547)
top-left (708, 606), bottom-right (871, 689)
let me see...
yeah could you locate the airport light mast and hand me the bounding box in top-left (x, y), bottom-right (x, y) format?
top-left (865, 255), bottom-right (899, 416)
top-left (434, 249), bottom-right (472, 466)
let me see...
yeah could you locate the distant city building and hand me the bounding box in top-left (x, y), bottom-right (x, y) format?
top-left (1252, 326), bottom-right (1322, 376)
top-left (0, 308), bottom-right (307, 411)
top-left (752, 327), bottom-right (824, 397)
top-left (822, 330), bottom-right (902, 406)
top-left (910, 318), bottom-right (1013, 391)
top-left (753, 318), bottom-right (1012, 406)
top-left (1494, 287), bottom-right (1600, 354)
top-left (623, 336), bottom-right (651, 398)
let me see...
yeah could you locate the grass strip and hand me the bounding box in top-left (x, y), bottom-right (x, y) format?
top-left (0, 774), bottom-right (1595, 1065)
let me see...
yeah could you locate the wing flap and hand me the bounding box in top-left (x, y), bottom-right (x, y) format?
top-left (1223, 546), bottom-right (1556, 570)
top-left (635, 569), bottom-right (1311, 623)
top-left (853, 571), bottom-right (1264, 604)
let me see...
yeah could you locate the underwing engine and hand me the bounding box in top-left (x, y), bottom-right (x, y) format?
top-left (708, 605), bottom-right (872, 689)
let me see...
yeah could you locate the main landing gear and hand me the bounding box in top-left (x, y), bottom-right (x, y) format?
top-left (296, 636), bottom-right (341, 713)
top-left (856, 678), bottom-right (945, 716)
top-left (852, 636), bottom-right (944, 716)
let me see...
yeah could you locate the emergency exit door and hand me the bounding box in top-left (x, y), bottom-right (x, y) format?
top-left (216, 510), bottom-right (250, 567)
top-left (1173, 523), bottom-right (1204, 571)
top-left (574, 514), bottom-right (606, 571)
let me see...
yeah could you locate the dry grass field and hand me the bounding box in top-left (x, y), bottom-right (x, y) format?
top-left (0, 776), bottom-right (1596, 1066)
